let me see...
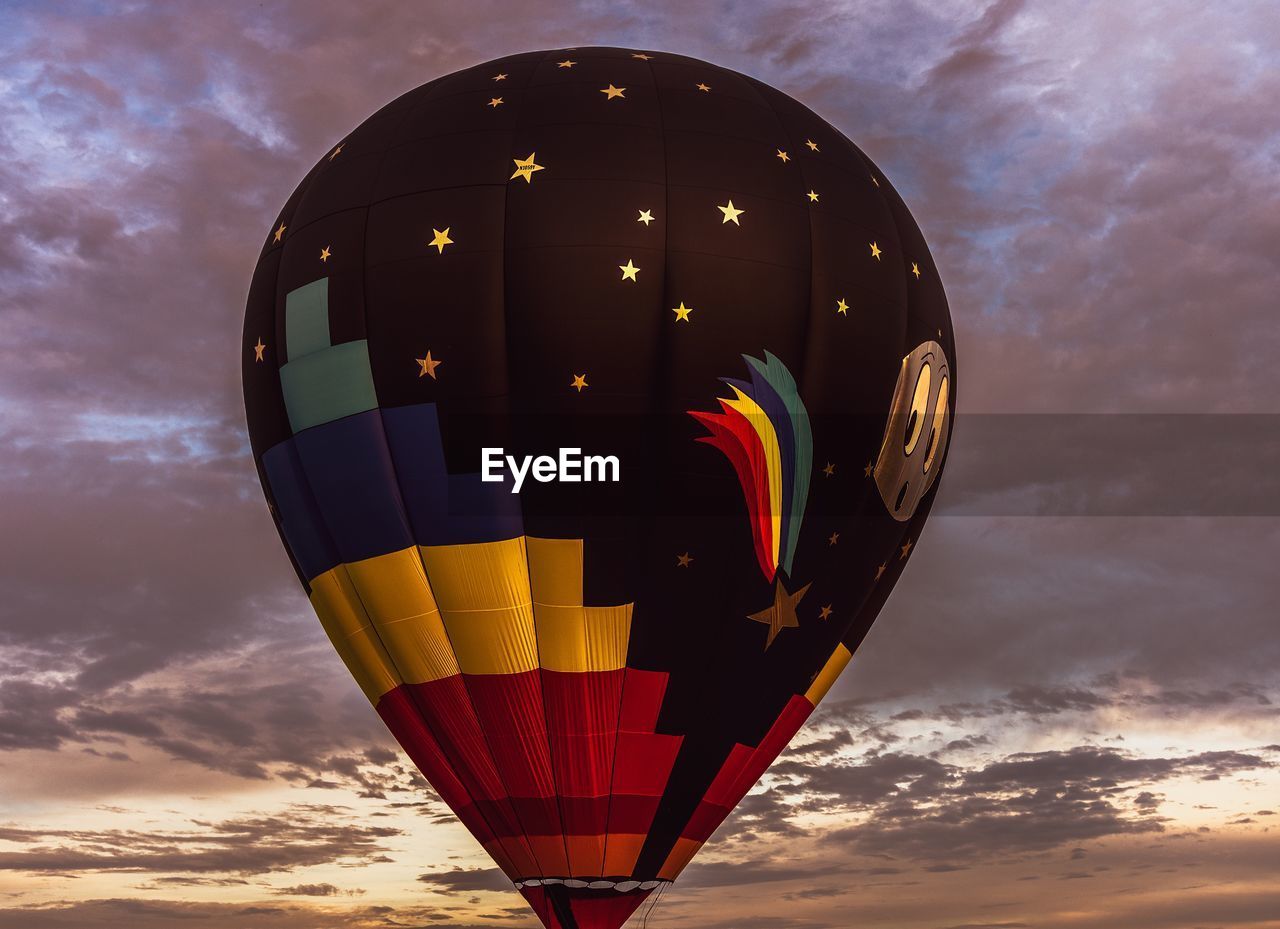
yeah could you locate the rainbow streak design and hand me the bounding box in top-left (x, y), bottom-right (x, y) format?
top-left (688, 352), bottom-right (813, 581)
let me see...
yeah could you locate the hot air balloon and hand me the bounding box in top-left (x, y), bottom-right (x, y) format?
top-left (242, 47), bottom-right (954, 929)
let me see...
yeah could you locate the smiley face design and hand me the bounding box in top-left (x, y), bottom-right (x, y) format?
top-left (873, 340), bottom-right (952, 521)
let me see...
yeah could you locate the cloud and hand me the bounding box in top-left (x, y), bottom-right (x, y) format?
top-left (415, 867), bottom-right (511, 894)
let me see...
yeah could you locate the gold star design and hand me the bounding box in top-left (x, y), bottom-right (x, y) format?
top-left (416, 351), bottom-right (442, 379)
top-left (429, 227), bottom-right (453, 254)
top-left (912, 261), bottom-right (921, 279)
top-left (871, 174), bottom-right (880, 187)
top-left (601, 84), bottom-right (626, 100)
top-left (718, 200), bottom-right (745, 225)
top-left (253, 338), bottom-right (266, 362)
top-left (632, 53), bottom-right (653, 60)
top-left (511, 152), bottom-right (545, 183)
top-left (488, 96), bottom-right (504, 107)
top-left (776, 149), bottom-right (790, 162)
top-left (900, 539), bottom-right (913, 560)
top-left (638, 209), bottom-right (655, 226)
top-left (819, 604), bottom-right (833, 621)
top-left (557, 59), bottom-right (577, 68)
top-left (676, 552), bottom-right (694, 567)
top-left (836, 298), bottom-right (849, 315)
top-left (807, 190), bottom-right (820, 202)
top-left (875, 562), bottom-right (887, 580)
top-left (828, 532), bottom-right (839, 546)
top-left (328, 143), bottom-right (344, 161)
top-left (619, 259), bottom-right (640, 282)
top-left (571, 373), bottom-right (589, 392)
top-left (747, 579), bottom-right (812, 649)
top-left (938, 328), bottom-right (943, 338)
top-left (672, 301), bottom-right (693, 322)
top-left (272, 222), bottom-right (286, 243)
top-left (696, 82), bottom-right (711, 92)
top-left (822, 462), bottom-right (835, 477)
top-left (493, 72), bottom-right (508, 81)
top-left (864, 460), bottom-right (874, 478)
top-left (319, 246), bottom-right (331, 263)
top-left (869, 241), bottom-right (882, 260)
top-left (805, 139), bottom-right (819, 151)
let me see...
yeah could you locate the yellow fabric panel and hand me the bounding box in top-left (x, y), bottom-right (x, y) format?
top-left (804, 643), bottom-right (853, 706)
top-left (533, 603), bottom-right (631, 673)
top-left (657, 836), bottom-right (702, 881)
top-left (583, 604), bottom-right (631, 670)
top-left (345, 547), bottom-right (439, 620)
top-left (527, 536), bottom-right (583, 606)
top-left (441, 604), bottom-right (539, 674)
top-left (309, 568), bottom-right (403, 703)
top-left (724, 386), bottom-right (783, 569)
top-left (376, 612), bottom-right (460, 683)
top-left (419, 538), bottom-right (530, 611)
top-left (341, 548), bottom-right (458, 683)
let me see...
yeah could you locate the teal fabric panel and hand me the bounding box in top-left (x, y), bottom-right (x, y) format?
top-left (285, 278), bottom-right (331, 360)
top-left (280, 339), bottom-right (378, 432)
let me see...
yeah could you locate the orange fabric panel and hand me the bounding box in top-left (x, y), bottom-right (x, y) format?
top-left (658, 836), bottom-right (702, 881)
top-left (804, 643), bottom-right (852, 706)
top-left (601, 833), bottom-right (647, 877)
top-left (564, 834), bottom-right (607, 877)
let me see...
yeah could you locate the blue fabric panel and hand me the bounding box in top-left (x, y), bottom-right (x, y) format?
top-left (442, 474), bottom-right (525, 545)
top-left (380, 403), bottom-right (524, 546)
top-left (291, 409), bottom-right (415, 564)
top-left (261, 439), bottom-right (342, 581)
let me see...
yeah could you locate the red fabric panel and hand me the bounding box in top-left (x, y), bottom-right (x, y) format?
top-left (376, 686), bottom-right (493, 844)
top-left (465, 670), bottom-right (560, 799)
top-left (611, 731), bottom-right (683, 796)
top-left (617, 669), bottom-right (669, 732)
top-left (509, 796), bottom-right (567, 836)
top-left (603, 794), bottom-right (662, 835)
top-left (681, 695), bottom-right (816, 843)
top-left (408, 676), bottom-right (530, 847)
top-left (542, 668), bottom-right (624, 799)
top-left (559, 795), bottom-right (611, 836)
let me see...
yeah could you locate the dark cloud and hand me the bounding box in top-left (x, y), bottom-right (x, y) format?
top-left (415, 867), bottom-right (511, 894)
top-left (0, 805), bottom-right (399, 876)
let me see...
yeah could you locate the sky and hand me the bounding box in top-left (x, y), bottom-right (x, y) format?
top-left (1, 1), bottom-right (1278, 927)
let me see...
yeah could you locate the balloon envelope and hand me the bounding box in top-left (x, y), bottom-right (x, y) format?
top-left (243, 47), bottom-right (955, 929)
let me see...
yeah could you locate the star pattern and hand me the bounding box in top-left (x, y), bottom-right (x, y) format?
top-left (822, 462), bottom-right (835, 477)
top-left (776, 149), bottom-right (790, 162)
top-left (272, 222), bottom-right (286, 243)
top-left (717, 200), bottom-right (745, 225)
top-left (416, 352), bottom-right (442, 379)
top-left (676, 552), bottom-right (694, 567)
top-left (488, 97), bottom-right (504, 108)
top-left (819, 605), bottom-right (833, 621)
top-left (864, 461), bottom-right (874, 477)
top-left (253, 338), bottom-right (266, 362)
top-left (557, 59), bottom-right (577, 68)
top-left (601, 84), bottom-right (626, 100)
top-left (807, 190), bottom-right (819, 202)
top-left (319, 246), bottom-right (331, 263)
top-left (570, 373), bottom-right (589, 392)
top-left (805, 139), bottom-right (819, 151)
top-left (827, 532), bottom-right (839, 546)
top-left (619, 259), bottom-right (640, 282)
top-left (836, 298), bottom-right (849, 315)
top-left (672, 301), bottom-right (693, 322)
top-left (429, 228), bottom-right (453, 254)
top-left (747, 580), bottom-right (812, 649)
top-left (696, 82), bottom-right (711, 92)
top-left (510, 153), bottom-right (545, 183)
top-left (900, 539), bottom-right (913, 559)
top-left (492, 72), bottom-right (507, 81)
top-left (637, 209), bottom-right (654, 226)
top-left (869, 241), bottom-right (882, 260)
top-left (875, 563), bottom-right (888, 580)
top-left (328, 143), bottom-right (344, 161)
top-left (632, 53), bottom-right (653, 60)
top-left (912, 261), bottom-right (921, 279)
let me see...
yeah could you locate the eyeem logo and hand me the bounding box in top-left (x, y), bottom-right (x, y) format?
top-left (481, 448), bottom-right (621, 494)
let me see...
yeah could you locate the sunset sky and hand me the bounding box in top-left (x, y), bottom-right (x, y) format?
top-left (2, 1), bottom-right (1278, 927)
